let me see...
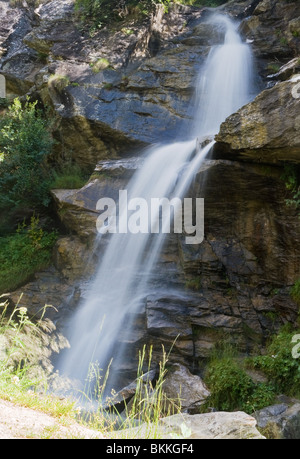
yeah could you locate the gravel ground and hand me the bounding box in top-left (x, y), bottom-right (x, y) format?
top-left (0, 399), bottom-right (103, 439)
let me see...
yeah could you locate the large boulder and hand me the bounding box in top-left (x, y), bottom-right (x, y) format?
top-left (114, 411), bottom-right (265, 439)
top-left (214, 76), bottom-right (300, 165)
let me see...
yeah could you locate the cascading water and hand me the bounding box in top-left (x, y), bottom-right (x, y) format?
top-left (57, 13), bottom-right (255, 396)
top-left (192, 15), bottom-right (254, 137)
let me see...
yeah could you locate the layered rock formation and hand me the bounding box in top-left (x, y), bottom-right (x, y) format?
top-left (45, 154), bottom-right (299, 382)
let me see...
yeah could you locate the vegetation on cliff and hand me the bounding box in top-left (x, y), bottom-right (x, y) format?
top-left (0, 98), bottom-right (53, 213)
top-left (203, 329), bottom-right (300, 415)
top-left (0, 99), bottom-right (59, 292)
top-left (0, 216), bottom-right (58, 294)
top-left (74, 0), bottom-right (229, 28)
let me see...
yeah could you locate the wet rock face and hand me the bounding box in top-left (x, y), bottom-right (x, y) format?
top-left (141, 159), bottom-right (299, 368)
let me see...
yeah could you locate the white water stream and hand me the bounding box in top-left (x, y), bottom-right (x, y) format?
top-left (57, 14), bottom-right (255, 394)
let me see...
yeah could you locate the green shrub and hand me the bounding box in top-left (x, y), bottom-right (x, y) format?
top-left (0, 297), bottom-right (70, 404)
top-left (249, 325), bottom-right (300, 396)
top-left (0, 216), bottom-right (58, 294)
top-left (202, 344), bottom-right (277, 414)
top-left (204, 355), bottom-right (254, 412)
top-left (205, 326), bottom-right (300, 414)
top-left (0, 98), bottom-right (54, 211)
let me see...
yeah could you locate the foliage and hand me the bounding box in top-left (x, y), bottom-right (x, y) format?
top-left (74, 0), bottom-right (229, 29)
top-left (90, 58), bottom-right (112, 73)
top-left (290, 279), bottom-right (300, 306)
top-left (0, 98), bottom-right (54, 211)
top-left (258, 422), bottom-right (282, 440)
top-left (249, 325), bottom-right (300, 396)
top-left (75, 0), bottom-right (170, 26)
top-left (0, 216), bottom-right (58, 293)
top-left (281, 164), bottom-right (300, 216)
top-left (205, 326), bottom-right (300, 414)
top-left (48, 74), bottom-right (70, 91)
top-left (50, 163), bottom-right (88, 190)
top-left (203, 345), bottom-right (276, 414)
top-left (185, 276), bottom-right (201, 291)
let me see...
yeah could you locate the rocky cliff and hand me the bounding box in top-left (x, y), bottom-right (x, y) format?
top-left (1, 0), bottom-right (299, 386)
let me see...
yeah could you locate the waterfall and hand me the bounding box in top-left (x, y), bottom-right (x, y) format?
top-left (57, 14), bottom-right (255, 395)
top-left (192, 14), bottom-right (254, 137)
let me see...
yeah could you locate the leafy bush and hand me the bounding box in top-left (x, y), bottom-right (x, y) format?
top-left (0, 216), bottom-right (58, 293)
top-left (0, 98), bottom-right (54, 211)
top-left (249, 325), bottom-right (300, 396)
top-left (204, 325), bottom-right (300, 413)
top-left (204, 355), bottom-right (254, 412)
top-left (203, 345), bottom-right (277, 414)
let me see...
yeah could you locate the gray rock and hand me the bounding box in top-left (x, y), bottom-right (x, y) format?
top-left (254, 402), bottom-right (300, 439)
top-left (114, 411), bottom-right (265, 439)
top-left (163, 364), bottom-right (210, 413)
top-left (239, 0), bottom-right (300, 59)
top-left (105, 369), bottom-right (157, 408)
top-left (215, 77), bottom-right (300, 165)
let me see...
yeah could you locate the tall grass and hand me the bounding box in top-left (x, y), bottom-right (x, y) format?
top-left (50, 163), bottom-right (88, 190)
top-left (0, 296), bottom-right (73, 418)
top-left (78, 344), bottom-right (182, 438)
